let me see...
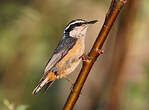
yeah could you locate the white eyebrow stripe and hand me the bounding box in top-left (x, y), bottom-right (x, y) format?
top-left (65, 20), bottom-right (85, 31)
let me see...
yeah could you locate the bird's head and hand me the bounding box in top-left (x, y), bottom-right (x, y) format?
top-left (64, 19), bottom-right (98, 38)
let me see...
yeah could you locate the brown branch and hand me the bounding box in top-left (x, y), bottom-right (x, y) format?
top-left (63, 0), bottom-right (127, 110)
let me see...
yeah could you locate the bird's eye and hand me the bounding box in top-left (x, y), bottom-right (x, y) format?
top-left (75, 23), bottom-right (82, 26)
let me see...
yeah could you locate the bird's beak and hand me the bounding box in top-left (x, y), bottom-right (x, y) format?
top-left (86, 20), bottom-right (98, 24)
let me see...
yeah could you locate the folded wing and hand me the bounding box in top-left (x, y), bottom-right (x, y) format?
top-left (44, 36), bottom-right (77, 74)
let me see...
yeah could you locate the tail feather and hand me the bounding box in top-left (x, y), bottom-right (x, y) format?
top-left (32, 78), bottom-right (48, 95)
top-left (32, 71), bottom-right (56, 95)
top-left (44, 81), bottom-right (55, 94)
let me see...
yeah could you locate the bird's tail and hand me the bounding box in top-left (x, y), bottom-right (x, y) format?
top-left (32, 72), bottom-right (56, 95)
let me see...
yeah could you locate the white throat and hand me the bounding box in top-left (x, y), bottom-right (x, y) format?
top-left (69, 27), bottom-right (88, 38)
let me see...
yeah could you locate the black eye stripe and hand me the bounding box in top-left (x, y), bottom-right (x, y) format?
top-left (66, 19), bottom-right (85, 26)
top-left (65, 23), bottom-right (84, 32)
top-left (75, 23), bottom-right (82, 26)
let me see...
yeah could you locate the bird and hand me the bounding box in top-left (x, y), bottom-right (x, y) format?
top-left (32, 19), bottom-right (98, 94)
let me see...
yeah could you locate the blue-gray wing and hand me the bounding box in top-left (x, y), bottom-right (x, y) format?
top-left (44, 35), bottom-right (77, 74)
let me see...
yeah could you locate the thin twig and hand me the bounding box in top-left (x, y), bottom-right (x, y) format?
top-left (63, 0), bottom-right (127, 110)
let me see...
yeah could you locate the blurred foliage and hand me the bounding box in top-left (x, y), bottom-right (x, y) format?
top-left (0, 1), bottom-right (69, 110)
top-left (3, 99), bottom-right (28, 110)
top-left (124, 65), bottom-right (149, 110)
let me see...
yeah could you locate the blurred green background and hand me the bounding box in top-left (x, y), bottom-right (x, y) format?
top-left (0, 0), bottom-right (149, 110)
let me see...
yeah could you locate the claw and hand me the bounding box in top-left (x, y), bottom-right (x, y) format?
top-left (80, 53), bottom-right (95, 62)
top-left (82, 55), bottom-right (88, 62)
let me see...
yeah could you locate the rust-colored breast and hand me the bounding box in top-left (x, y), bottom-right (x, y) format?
top-left (56, 37), bottom-right (85, 77)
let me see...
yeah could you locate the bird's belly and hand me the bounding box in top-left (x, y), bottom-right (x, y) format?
top-left (56, 59), bottom-right (81, 79)
top-left (56, 37), bottom-right (85, 78)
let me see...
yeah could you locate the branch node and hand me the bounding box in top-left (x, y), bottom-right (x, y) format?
top-left (103, 24), bottom-right (108, 29)
top-left (97, 49), bottom-right (104, 55)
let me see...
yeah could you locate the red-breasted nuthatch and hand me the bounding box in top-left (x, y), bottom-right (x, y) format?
top-left (32, 19), bottom-right (97, 94)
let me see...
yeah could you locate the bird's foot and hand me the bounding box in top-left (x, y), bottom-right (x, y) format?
top-left (80, 49), bottom-right (104, 61)
top-left (79, 53), bottom-right (89, 61)
top-left (80, 53), bottom-right (95, 62)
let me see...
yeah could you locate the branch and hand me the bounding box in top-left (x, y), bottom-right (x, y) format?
top-left (63, 0), bottom-right (127, 110)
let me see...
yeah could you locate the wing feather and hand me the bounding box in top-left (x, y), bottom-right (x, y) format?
top-left (33, 35), bottom-right (77, 94)
top-left (44, 35), bottom-right (77, 74)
